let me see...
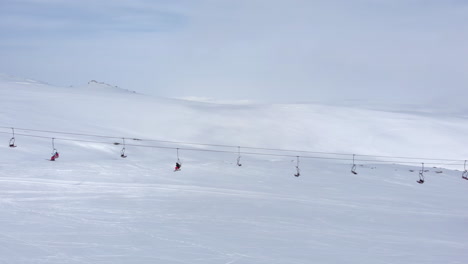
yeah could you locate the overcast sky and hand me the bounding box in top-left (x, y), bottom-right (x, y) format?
top-left (1, 0), bottom-right (467, 103)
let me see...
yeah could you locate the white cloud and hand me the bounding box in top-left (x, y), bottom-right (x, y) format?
top-left (0, 0), bottom-right (467, 104)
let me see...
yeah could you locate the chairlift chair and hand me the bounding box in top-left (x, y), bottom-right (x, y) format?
top-left (174, 148), bottom-right (182, 171)
top-left (462, 161), bottom-right (468, 180)
top-left (49, 138), bottom-right (59, 161)
top-left (294, 168), bottom-right (300, 177)
top-left (236, 146), bottom-right (242, 166)
top-left (417, 173), bottom-right (424, 184)
top-left (9, 137), bottom-right (16, 148)
top-left (9, 128), bottom-right (16, 147)
top-left (120, 138), bottom-right (127, 158)
top-left (294, 156), bottom-right (300, 177)
top-left (120, 148), bottom-right (127, 158)
top-left (351, 154), bottom-right (358, 174)
top-left (417, 163), bottom-right (425, 184)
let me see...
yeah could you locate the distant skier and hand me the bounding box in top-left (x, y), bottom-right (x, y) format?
top-left (50, 151), bottom-right (59, 161)
top-left (174, 162), bottom-right (181, 171)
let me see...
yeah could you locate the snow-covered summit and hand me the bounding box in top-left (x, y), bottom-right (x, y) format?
top-left (80, 79), bottom-right (137, 94)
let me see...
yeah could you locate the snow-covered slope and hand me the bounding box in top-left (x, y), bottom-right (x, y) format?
top-left (0, 75), bottom-right (467, 264)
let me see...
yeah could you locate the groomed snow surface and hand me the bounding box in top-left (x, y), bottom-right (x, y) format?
top-left (0, 74), bottom-right (467, 264)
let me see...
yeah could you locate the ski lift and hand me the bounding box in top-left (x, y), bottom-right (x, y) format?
top-left (417, 163), bottom-right (425, 184)
top-left (351, 154), bottom-right (358, 175)
top-left (50, 138), bottom-right (59, 161)
top-left (174, 148), bottom-right (182, 172)
top-left (9, 128), bottom-right (16, 148)
top-left (120, 138), bottom-right (127, 158)
top-left (462, 160), bottom-right (468, 180)
top-left (294, 156), bottom-right (300, 177)
top-left (236, 146), bottom-right (242, 166)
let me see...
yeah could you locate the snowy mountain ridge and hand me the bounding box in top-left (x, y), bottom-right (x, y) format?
top-left (84, 80), bottom-right (137, 94)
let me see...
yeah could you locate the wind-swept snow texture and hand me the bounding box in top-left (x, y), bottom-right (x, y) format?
top-left (0, 74), bottom-right (467, 264)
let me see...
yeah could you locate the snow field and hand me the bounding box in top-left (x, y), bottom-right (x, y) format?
top-left (0, 75), bottom-right (467, 263)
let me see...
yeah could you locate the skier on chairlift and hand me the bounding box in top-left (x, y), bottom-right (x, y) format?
top-left (174, 162), bottom-right (181, 171)
top-left (50, 151), bottom-right (59, 161)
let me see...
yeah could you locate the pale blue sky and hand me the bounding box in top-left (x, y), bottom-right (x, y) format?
top-left (1, 0), bottom-right (467, 104)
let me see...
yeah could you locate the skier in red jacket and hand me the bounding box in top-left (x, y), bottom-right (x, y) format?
top-left (174, 162), bottom-right (181, 171)
top-left (50, 151), bottom-right (59, 161)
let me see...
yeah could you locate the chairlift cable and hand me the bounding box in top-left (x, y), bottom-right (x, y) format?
top-left (0, 126), bottom-right (464, 163)
top-left (0, 130), bottom-right (465, 166)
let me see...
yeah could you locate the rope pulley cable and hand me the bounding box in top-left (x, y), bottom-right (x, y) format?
top-left (1, 126), bottom-right (465, 165)
top-left (1, 126), bottom-right (467, 181)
